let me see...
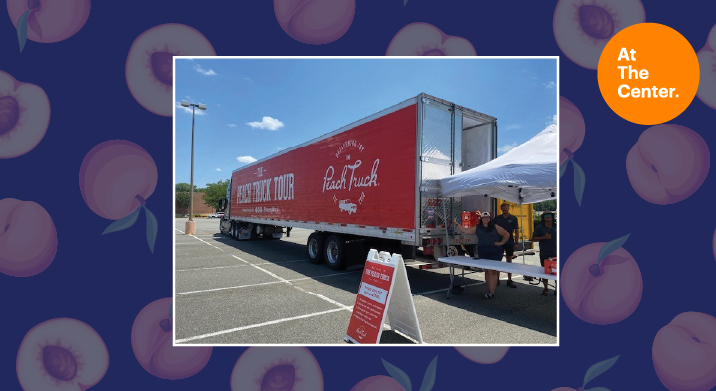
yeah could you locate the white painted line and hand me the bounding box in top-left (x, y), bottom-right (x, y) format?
top-left (175, 228), bottom-right (185, 234)
top-left (178, 280), bottom-right (289, 295)
top-left (175, 308), bottom-right (346, 343)
top-left (176, 259), bottom-right (308, 272)
top-left (177, 271), bottom-right (358, 295)
top-left (294, 286), bottom-right (353, 311)
top-left (231, 254), bottom-right (289, 283)
top-left (192, 235), bottom-right (225, 252)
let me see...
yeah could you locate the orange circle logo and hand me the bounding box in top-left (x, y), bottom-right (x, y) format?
top-left (597, 23), bottom-right (699, 125)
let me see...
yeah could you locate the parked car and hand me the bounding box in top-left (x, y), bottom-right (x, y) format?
top-left (209, 212), bottom-right (225, 218)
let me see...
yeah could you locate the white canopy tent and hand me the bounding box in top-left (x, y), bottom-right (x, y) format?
top-left (439, 124), bottom-right (558, 263)
top-left (440, 124), bottom-right (558, 204)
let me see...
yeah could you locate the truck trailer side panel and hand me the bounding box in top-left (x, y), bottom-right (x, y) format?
top-left (229, 104), bottom-right (417, 234)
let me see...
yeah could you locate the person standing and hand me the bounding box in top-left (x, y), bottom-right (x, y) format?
top-left (493, 203), bottom-right (519, 288)
top-left (453, 212), bottom-right (510, 299)
top-left (533, 211), bottom-right (557, 296)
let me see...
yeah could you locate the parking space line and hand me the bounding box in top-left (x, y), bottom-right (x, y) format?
top-left (177, 259), bottom-right (308, 273)
top-left (177, 270), bottom-right (359, 295)
top-left (294, 287), bottom-right (353, 311)
top-left (175, 228), bottom-right (185, 234)
top-left (175, 308), bottom-right (346, 343)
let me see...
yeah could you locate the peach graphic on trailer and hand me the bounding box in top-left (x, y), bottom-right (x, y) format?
top-left (0, 198), bottom-right (57, 277)
top-left (126, 24), bottom-right (215, 117)
top-left (454, 346), bottom-right (509, 364)
top-left (559, 96), bottom-right (586, 205)
top-left (0, 70), bottom-right (50, 158)
top-left (386, 23), bottom-right (476, 56)
top-left (553, 0), bottom-right (645, 69)
top-left (79, 140), bottom-right (159, 252)
top-left (561, 235), bottom-right (642, 325)
top-left (274, 0), bottom-right (355, 45)
top-left (696, 25), bottom-right (716, 110)
top-left (231, 347), bottom-right (324, 390)
top-left (17, 318), bottom-right (109, 391)
top-left (7, 0), bottom-right (90, 52)
top-left (131, 298), bottom-right (212, 380)
top-left (626, 124), bottom-right (709, 205)
top-left (653, 312), bottom-right (716, 391)
top-left (551, 355), bottom-right (620, 391)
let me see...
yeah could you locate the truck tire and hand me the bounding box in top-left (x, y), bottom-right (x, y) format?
top-left (307, 233), bottom-right (326, 264)
top-left (447, 245), bottom-right (461, 257)
top-left (324, 235), bottom-right (346, 270)
top-left (400, 244), bottom-right (416, 261)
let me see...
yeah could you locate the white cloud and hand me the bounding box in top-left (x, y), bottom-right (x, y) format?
top-left (228, 124), bottom-right (237, 127)
top-left (194, 63), bottom-right (217, 76)
top-left (237, 156), bottom-right (257, 164)
top-left (277, 146), bottom-right (285, 151)
top-left (244, 77), bottom-right (253, 82)
top-left (175, 102), bottom-right (206, 115)
top-left (546, 81), bottom-right (556, 89)
top-left (498, 142), bottom-right (518, 155)
top-left (246, 117), bottom-right (284, 131)
top-left (215, 168), bottom-right (222, 172)
top-left (547, 114), bottom-right (557, 126)
top-left (503, 124), bottom-right (522, 131)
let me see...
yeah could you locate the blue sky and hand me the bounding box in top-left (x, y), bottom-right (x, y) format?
top-left (174, 58), bottom-right (557, 188)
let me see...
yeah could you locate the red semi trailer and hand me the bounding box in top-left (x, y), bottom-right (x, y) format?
top-left (219, 93), bottom-right (498, 270)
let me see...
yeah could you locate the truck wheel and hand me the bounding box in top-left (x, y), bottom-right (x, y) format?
top-left (307, 233), bottom-right (326, 264)
top-left (324, 235), bottom-right (346, 270)
top-left (400, 245), bottom-right (416, 261)
top-left (447, 245), bottom-right (460, 257)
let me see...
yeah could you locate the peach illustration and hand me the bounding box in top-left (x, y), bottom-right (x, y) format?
top-left (454, 347), bottom-right (509, 364)
top-left (125, 24), bottom-right (215, 116)
top-left (8, 0), bottom-right (90, 51)
top-left (131, 298), bottom-right (212, 380)
top-left (79, 140), bottom-right (158, 252)
top-left (696, 24), bottom-right (716, 110)
top-left (0, 198), bottom-right (57, 277)
top-left (274, 0), bottom-right (355, 45)
top-left (560, 96), bottom-right (585, 166)
top-left (386, 23), bottom-right (476, 56)
top-left (626, 124), bottom-right (709, 205)
top-left (17, 318), bottom-right (109, 391)
top-left (653, 312), bottom-right (716, 391)
top-left (551, 355), bottom-right (620, 391)
top-left (0, 70), bottom-right (50, 158)
top-left (231, 347), bottom-right (324, 391)
top-left (351, 375), bottom-right (406, 391)
top-left (561, 235), bottom-right (642, 325)
top-left (553, 0), bottom-right (645, 69)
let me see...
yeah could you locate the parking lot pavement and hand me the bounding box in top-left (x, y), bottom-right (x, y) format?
top-left (174, 218), bottom-right (557, 345)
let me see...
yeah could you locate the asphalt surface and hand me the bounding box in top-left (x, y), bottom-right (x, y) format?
top-left (174, 218), bottom-right (557, 345)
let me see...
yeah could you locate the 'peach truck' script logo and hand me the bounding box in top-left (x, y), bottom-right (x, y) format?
top-left (322, 159), bottom-right (380, 193)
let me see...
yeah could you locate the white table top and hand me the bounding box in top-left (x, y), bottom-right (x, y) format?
top-left (438, 256), bottom-right (557, 281)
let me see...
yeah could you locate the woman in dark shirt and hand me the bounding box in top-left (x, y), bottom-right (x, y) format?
top-left (453, 212), bottom-right (510, 299)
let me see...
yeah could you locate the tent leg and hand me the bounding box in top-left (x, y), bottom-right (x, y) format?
top-left (442, 198), bottom-right (450, 257)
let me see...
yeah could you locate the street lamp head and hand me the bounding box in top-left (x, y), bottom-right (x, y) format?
top-left (181, 100), bottom-right (190, 107)
top-left (198, 103), bottom-right (207, 110)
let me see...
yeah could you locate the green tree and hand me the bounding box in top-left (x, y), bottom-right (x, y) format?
top-left (202, 180), bottom-right (230, 211)
top-left (176, 191), bottom-right (190, 210)
top-left (534, 199), bottom-right (556, 211)
top-left (175, 183), bottom-right (196, 192)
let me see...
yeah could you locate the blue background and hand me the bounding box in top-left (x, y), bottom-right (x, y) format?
top-left (2, 1), bottom-right (714, 390)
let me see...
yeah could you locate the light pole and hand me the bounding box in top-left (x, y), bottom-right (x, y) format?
top-left (181, 100), bottom-right (206, 235)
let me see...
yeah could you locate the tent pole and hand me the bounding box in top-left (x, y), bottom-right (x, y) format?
top-left (442, 197), bottom-right (450, 258)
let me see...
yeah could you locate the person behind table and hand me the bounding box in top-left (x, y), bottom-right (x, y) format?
top-left (453, 212), bottom-right (510, 299)
top-left (493, 202), bottom-right (519, 288)
top-left (532, 211), bottom-right (557, 296)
